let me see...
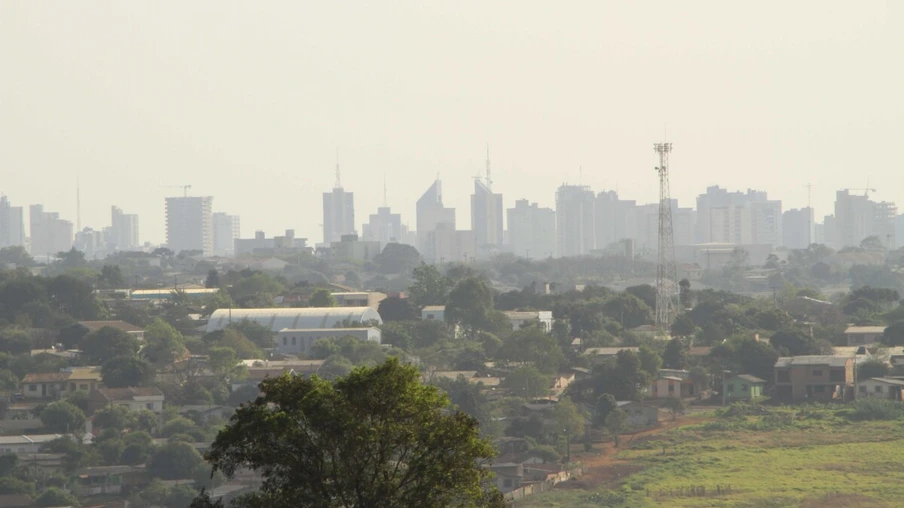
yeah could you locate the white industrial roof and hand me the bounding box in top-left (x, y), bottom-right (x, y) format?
top-left (206, 307), bottom-right (382, 333)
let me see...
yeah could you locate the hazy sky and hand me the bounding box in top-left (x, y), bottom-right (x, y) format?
top-left (2, 1), bottom-right (902, 244)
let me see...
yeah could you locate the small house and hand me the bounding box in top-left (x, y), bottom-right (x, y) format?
top-left (857, 377), bottom-right (904, 400)
top-left (722, 374), bottom-right (767, 404)
top-left (844, 326), bottom-right (886, 346)
top-left (420, 305), bottom-right (446, 321)
top-left (503, 311), bottom-right (553, 332)
top-left (616, 401), bottom-right (661, 427)
top-left (89, 387), bottom-right (165, 414)
top-left (773, 356), bottom-right (854, 402)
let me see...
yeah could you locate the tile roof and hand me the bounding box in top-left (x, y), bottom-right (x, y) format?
top-left (21, 372), bottom-right (70, 383)
top-left (95, 387), bottom-right (164, 401)
top-left (735, 374), bottom-right (767, 383)
top-left (78, 320), bottom-right (144, 333)
top-left (583, 347), bottom-right (640, 356)
top-left (774, 356), bottom-right (852, 368)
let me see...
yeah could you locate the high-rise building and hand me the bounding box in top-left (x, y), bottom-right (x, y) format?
top-left (782, 208), bottom-right (815, 250)
top-left (470, 179), bottom-right (503, 260)
top-left (555, 185), bottom-right (595, 257)
top-left (507, 199), bottom-right (556, 259)
top-left (897, 215), bottom-right (904, 250)
top-left (212, 213), bottom-right (241, 257)
top-left (426, 222), bottom-right (475, 265)
top-left (834, 190), bottom-right (897, 249)
top-left (165, 196), bottom-right (213, 256)
top-left (362, 207), bottom-right (407, 250)
top-left (416, 179), bottom-right (456, 261)
top-left (74, 227), bottom-right (105, 259)
top-left (322, 187), bottom-right (355, 245)
top-left (29, 205), bottom-right (73, 257)
top-left (695, 186), bottom-right (781, 246)
top-left (0, 196), bottom-right (25, 248)
top-left (110, 206), bottom-right (139, 251)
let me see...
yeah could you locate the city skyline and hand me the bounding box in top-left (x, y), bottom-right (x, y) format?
top-left (2, 2), bottom-right (901, 244)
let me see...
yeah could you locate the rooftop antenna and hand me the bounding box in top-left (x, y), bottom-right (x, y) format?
top-left (334, 148), bottom-right (342, 189)
top-left (485, 143), bottom-right (492, 191)
top-left (76, 175), bottom-right (81, 231)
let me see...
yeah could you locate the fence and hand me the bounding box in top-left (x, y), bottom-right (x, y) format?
top-left (505, 466), bottom-right (583, 502)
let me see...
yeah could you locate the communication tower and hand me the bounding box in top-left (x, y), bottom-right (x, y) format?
top-left (654, 142), bottom-right (678, 330)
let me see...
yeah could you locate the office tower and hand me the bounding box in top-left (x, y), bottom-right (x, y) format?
top-left (165, 196), bottom-right (213, 256)
top-left (29, 205), bottom-right (74, 257)
top-left (74, 228), bottom-right (104, 259)
top-left (322, 159), bottom-right (355, 244)
top-left (470, 179), bottom-right (503, 260)
top-left (416, 179), bottom-right (456, 261)
top-left (822, 215), bottom-right (837, 248)
top-left (555, 184), bottom-right (596, 257)
top-left (834, 190), bottom-right (897, 248)
top-left (0, 196), bottom-right (25, 248)
top-left (427, 222), bottom-right (475, 265)
top-left (110, 206), bottom-right (139, 250)
top-left (634, 203), bottom-right (660, 254)
top-left (213, 213), bottom-right (241, 257)
top-left (362, 207), bottom-right (406, 250)
top-left (897, 215), bottom-right (904, 250)
top-left (507, 199), bottom-right (556, 259)
top-left (673, 206), bottom-right (696, 247)
top-left (695, 186), bottom-right (781, 246)
top-left (782, 208), bottom-right (815, 250)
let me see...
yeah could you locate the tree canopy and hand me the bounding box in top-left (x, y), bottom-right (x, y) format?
top-left (199, 358), bottom-right (503, 508)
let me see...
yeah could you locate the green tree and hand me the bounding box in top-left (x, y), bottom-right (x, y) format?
top-left (625, 285), bottom-right (657, 309)
top-left (0, 477), bottom-right (35, 495)
top-left (770, 329), bottom-right (820, 356)
top-left (604, 409), bottom-right (627, 447)
top-left (200, 358), bottom-right (503, 507)
top-left (435, 375), bottom-right (495, 435)
top-left (637, 345), bottom-right (662, 378)
top-left (498, 327), bottom-right (566, 374)
top-left (205, 269), bottom-right (222, 289)
top-left (309, 288), bottom-right (337, 308)
top-left (602, 293), bottom-right (652, 329)
top-left (102, 356), bottom-right (155, 388)
top-left (98, 265), bottom-right (126, 289)
top-left (0, 246), bottom-right (35, 267)
top-left (35, 487), bottom-right (80, 507)
top-left (374, 243), bottom-right (422, 274)
top-left (593, 393), bottom-right (618, 427)
top-left (93, 405), bottom-right (136, 432)
top-left (148, 441), bottom-right (204, 480)
top-left (671, 313), bottom-right (695, 337)
top-left (500, 366), bottom-right (550, 399)
top-left (208, 347), bottom-right (246, 383)
top-left (143, 318), bottom-right (187, 367)
top-left (662, 397), bottom-right (686, 421)
top-left (662, 338), bottom-right (688, 369)
top-left (377, 296), bottom-right (418, 322)
top-left (445, 277), bottom-right (494, 337)
top-left (226, 319), bottom-right (276, 349)
top-left (881, 322), bottom-right (904, 346)
top-left (40, 401), bottom-right (86, 434)
top-left (81, 326), bottom-right (139, 364)
top-left (857, 359), bottom-right (890, 380)
top-left (408, 263), bottom-right (451, 308)
top-left (46, 274), bottom-right (100, 319)
top-left (0, 328), bottom-right (31, 355)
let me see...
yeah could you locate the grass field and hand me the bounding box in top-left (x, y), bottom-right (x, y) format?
top-left (517, 403), bottom-right (904, 508)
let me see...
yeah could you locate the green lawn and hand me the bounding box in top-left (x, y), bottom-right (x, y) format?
top-left (518, 405), bottom-right (904, 507)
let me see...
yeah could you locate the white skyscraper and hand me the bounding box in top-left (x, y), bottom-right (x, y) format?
top-left (165, 196), bottom-right (213, 256)
top-left (29, 204), bottom-right (73, 257)
top-left (110, 206), bottom-right (139, 250)
top-left (555, 184), bottom-right (595, 257)
top-left (0, 196), bottom-right (25, 248)
top-left (507, 199), bottom-right (556, 259)
top-left (782, 207), bottom-right (815, 249)
top-left (213, 213), bottom-right (241, 257)
top-left (470, 179), bottom-right (503, 260)
top-left (416, 179), bottom-right (456, 261)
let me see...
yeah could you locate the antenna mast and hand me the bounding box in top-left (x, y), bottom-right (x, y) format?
top-left (654, 142), bottom-right (677, 331)
top-left (485, 143), bottom-right (492, 191)
top-left (334, 148), bottom-right (342, 189)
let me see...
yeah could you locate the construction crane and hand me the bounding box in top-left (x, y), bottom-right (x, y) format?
top-left (163, 185), bottom-right (192, 197)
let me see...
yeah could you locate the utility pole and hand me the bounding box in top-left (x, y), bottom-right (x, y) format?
top-left (654, 142), bottom-right (678, 331)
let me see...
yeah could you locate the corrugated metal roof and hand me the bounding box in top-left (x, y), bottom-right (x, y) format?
top-left (207, 307), bottom-right (382, 333)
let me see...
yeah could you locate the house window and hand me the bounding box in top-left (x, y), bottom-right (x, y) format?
top-left (814, 385), bottom-right (825, 393)
top-left (668, 384), bottom-right (674, 393)
top-left (741, 385), bottom-right (748, 391)
top-left (859, 386), bottom-right (867, 393)
top-left (727, 384), bottom-right (734, 392)
top-left (829, 369), bottom-right (844, 382)
top-left (146, 403), bottom-right (156, 410)
top-left (283, 337), bottom-right (287, 345)
top-left (292, 337), bottom-right (297, 346)
top-left (777, 370), bottom-right (790, 383)
top-left (875, 385), bottom-right (883, 393)
top-left (29, 384), bottom-right (37, 392)
top-left (812, 370), bottom-right (823, 377)
top-left (80, 384), bottom-right (88, 391)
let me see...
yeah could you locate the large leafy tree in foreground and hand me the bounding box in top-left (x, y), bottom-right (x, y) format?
top-left (195, 358), bottom-right (504, 508)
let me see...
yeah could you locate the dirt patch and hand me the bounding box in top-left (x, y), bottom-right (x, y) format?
top-left (800, 493), bottom-right (891, 508)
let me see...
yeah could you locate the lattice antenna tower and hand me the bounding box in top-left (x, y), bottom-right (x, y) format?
top-left (654, 142), bottom-right (678, 330)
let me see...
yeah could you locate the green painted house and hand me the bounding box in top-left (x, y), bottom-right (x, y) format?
top-left (723, 374), bottom-right (767, 404)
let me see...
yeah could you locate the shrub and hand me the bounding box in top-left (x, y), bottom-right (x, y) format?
top-left (847, 398), bottom-right (904, 421)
